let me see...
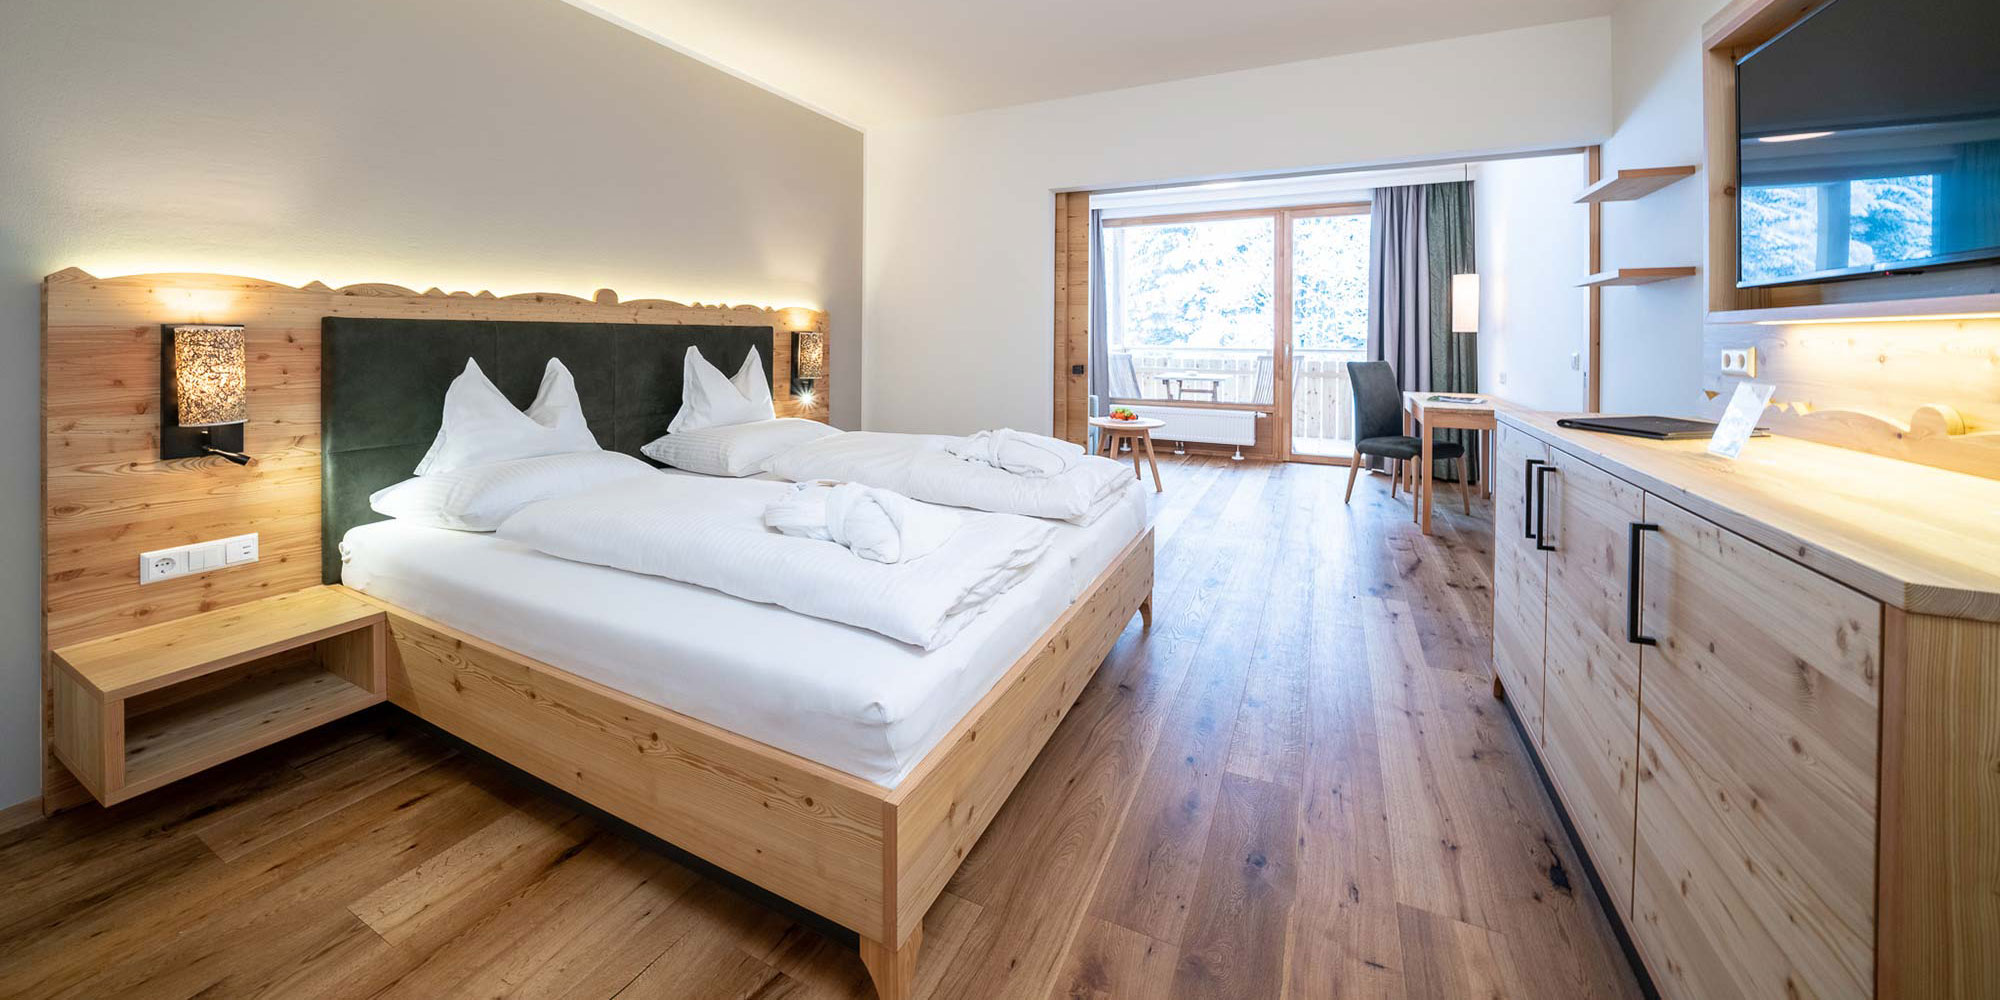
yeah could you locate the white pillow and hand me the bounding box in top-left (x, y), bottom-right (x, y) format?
top-left (414, 358), bottom-right (601, 476)
top-left (666, 347), bottom-right (775, 434)
top-left (370, 451), bottom-right (654, 531)
top-left (641, 418), bottom-right (842, 477)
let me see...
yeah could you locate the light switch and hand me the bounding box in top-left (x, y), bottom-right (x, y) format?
top-left (225, 533), bottom-right (258, 565)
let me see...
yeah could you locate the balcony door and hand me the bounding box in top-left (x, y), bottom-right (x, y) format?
top-left (1099, 203), bottom-right (1370, 464)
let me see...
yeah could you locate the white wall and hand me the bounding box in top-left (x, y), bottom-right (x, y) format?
top-left (1474, 154), bottom-right (1593, 411)
top-left (1597, 0), bottom-right (1715, 415)
top-left (0, 0), bottom-right (861, 807)
top-left (863, 18), bottom-right (1615, 436)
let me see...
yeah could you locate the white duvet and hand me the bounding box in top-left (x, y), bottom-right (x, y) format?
top-left (496, 475), bottom-right (1052, 649)
top-left (763, 431), bottom-right (1136, 524)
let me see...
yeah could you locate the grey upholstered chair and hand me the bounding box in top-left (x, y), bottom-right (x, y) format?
top-left (1343, 360), bottom-right (1469, 514)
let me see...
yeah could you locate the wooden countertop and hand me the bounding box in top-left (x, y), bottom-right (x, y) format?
top-left (1500, 410), bottom-right (2000, 623)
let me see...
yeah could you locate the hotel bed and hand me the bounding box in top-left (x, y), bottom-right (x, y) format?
top-left (318, 316), bottom-right (1153, 999)
top-left (340, 480), bottom-right (1147, 786)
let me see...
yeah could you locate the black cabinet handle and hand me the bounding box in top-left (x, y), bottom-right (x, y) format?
top-left (1534, 465), bottom-right (1558, 552)
top-left (1523, 459), bottom-right (1544, 539)
top-left (1628, 522), bottom-right (1661, 646)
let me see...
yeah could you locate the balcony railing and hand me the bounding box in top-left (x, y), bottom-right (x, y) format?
top-left (1110, 346), bottom-right (1364, 454)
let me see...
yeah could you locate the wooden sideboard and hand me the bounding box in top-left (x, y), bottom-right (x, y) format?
top-left (1491, 410), bottom-right (2000, 1000)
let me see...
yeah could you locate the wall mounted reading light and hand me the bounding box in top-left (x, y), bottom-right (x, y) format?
top-left (161, 324), bottom-right (250, 464)
top-left (1451, 273), bottom-right (1480, 335)
top-left (791, 329), bottom-right (826, 398)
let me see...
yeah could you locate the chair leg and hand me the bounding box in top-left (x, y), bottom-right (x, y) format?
top-left (1344, 459), bottom-right (1361, 503)
top-left (1390, 460), bottom-right (1400, 499)
top-left (1457, 458), bottom-right (1472, 515)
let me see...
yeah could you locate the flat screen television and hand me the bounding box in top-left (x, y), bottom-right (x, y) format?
top-left (1736, 0), bottom-right (2000, 288)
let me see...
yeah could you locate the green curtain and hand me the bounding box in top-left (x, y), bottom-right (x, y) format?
top-left (1424, 181), bottom-right (1477, 482)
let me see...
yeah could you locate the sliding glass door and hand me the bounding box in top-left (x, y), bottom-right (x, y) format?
top-left (1099, 203), bottom-right (1371, 462)
top-left (1288, 206), bottom-right (1370, 459)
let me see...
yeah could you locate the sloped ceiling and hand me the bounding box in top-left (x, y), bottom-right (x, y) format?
top-left (562, 0), bottom-right (1614, 129)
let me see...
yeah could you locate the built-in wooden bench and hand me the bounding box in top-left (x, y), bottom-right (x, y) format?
top-left (50, 586), bottom-right (386, 805)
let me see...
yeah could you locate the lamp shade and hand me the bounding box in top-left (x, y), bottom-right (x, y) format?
top-left (173, 325), bottom-right (247, 426)
top-left (793, 330), bottom-right (826, 380)
top-left (1451, 273), bottom-right (1479, 334)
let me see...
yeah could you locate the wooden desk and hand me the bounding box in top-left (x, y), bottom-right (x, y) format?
top-left (1402, 392), bottom-right (1499, 535)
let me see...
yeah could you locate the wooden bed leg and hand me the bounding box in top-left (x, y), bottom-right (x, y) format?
top-left (1139, 596), bottom-right (1154, 630)
top-left (860, 925), bottom-right (923, 1000)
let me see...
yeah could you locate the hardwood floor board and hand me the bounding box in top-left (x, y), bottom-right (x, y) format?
top-left (367, 833), bottom-right (696, 999)
top-left (1286, 479), bottom-right (1405, 1000)
top-left (1365, 597), bottom-right (1496, 926)
top-left (1396, 904), bottom-right (1517, 1000)
top-left (190, 718), bottom-right (457, 861)
top-left (0, 458), bottom-right (1647, 1000)
top-left (1047, 917), bottom-right (1179, 1000)
top-left (611, 881), bottom-right (800, 999)
top-left (1088, 466), bottom-right (1299, 943)
top-left (5, 764), bottom-right (511, 999)
top-left (349, 798), bottom-right (597, 946)
top-left (1166, 773), bottom-right (1300, 1000)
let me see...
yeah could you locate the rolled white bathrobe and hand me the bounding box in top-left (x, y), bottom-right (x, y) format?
top-left (946, 428), bottom-right (1085, 478)
top-left (764, 481), bottom-right (961, 564)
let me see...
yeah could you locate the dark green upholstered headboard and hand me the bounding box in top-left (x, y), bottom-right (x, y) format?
top-left (320, 317), bottom-right (773, 583)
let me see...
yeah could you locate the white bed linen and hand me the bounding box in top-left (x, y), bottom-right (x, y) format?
top-left (338, 480), bottom-right (1147, 786)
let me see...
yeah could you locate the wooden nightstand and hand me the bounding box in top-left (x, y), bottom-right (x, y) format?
top-left (50, 586), bottom-right (387, 806)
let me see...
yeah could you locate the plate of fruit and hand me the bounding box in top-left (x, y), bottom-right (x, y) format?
top-left (1109, 407), bottom-right (1140, 421)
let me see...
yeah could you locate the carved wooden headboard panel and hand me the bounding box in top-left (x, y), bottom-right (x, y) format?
top-left (39, 267), bottom-right (828, 808)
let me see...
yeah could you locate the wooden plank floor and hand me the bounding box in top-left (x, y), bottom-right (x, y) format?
top-left (0, 457), bottom-right (1643, 1000)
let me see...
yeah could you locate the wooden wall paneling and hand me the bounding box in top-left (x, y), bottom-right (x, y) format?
top-left (1630, 493), bottom-right (1879, 1000)
top-left (1053, 192), bottom-right (1092, 445)
top-left (1700, 317), bottom-right (2000, 481)
top-left (41, 268), bottom-right (830, 810)
top-left (1539, 447), bottom-right (1645, 919)
top-left (1877, 610), bottom-right (2000, 999)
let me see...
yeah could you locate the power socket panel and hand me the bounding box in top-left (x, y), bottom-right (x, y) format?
top-left (1719, 347), bottom-right (1758, 377)
top-left (140, 532), bottom-right (259, 585)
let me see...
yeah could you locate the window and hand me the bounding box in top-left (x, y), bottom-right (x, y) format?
top-left (1102, 215), bottom-right (1276, 405)
top-left (1099, 203), bottom-right (1373, 461)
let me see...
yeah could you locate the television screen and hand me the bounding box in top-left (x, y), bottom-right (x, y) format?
top-left (1736, 0), bottom-right (2000, 288)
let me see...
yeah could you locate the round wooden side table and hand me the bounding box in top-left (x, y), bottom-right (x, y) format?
top-left (1089, 416), bottom-right (1164, 492)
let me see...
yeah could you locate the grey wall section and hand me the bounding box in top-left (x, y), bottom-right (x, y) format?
top-left (0, 0), bottom-right (862, 806)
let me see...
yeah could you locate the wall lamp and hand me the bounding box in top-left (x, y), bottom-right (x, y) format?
top-left (161, 324), bottom-right (250, 464)
top-left (791, 329), bottom-right (826, 399)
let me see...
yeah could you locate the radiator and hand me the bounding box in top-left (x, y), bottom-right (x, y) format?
top-left (1119, 405), bottom-right (1259, 459)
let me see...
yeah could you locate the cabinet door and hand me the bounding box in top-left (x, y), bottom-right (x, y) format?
top-left (1631, 494), bottom-right (1879, 1000)
top-left (1540, 447), bottom-right (1646, 919)
top-left (1492, 424), bottom-right (1550, 745)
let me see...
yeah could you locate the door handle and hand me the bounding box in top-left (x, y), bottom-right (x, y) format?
top-left (1628, 521), bottom-right (1661, 646)
top-left (1523, 459), bottom-right (1545, 539)
top-left (1534, 465), bottom-right (1558, 552)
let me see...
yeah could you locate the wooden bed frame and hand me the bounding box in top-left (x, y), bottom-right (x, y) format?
top-left (41, 269), bottom-right (1154, 999)
top-left (343, 530), bottom-right (1151, 997)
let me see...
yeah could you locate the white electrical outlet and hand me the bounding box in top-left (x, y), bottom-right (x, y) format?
top-left (139, 532), bottom-right (259, 585)
top-left (1720, 347), bottom-right (1758, 377)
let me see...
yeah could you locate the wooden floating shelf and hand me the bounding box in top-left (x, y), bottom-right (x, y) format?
top-left (1580, 268), bottom-right (1698, 288)
top-left (1576, 166), bottom-right (1697, 203)
top-left (1707, 292), bottom-right (2000, 326)
top-left (121, 662), bottom-right (379, 800)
